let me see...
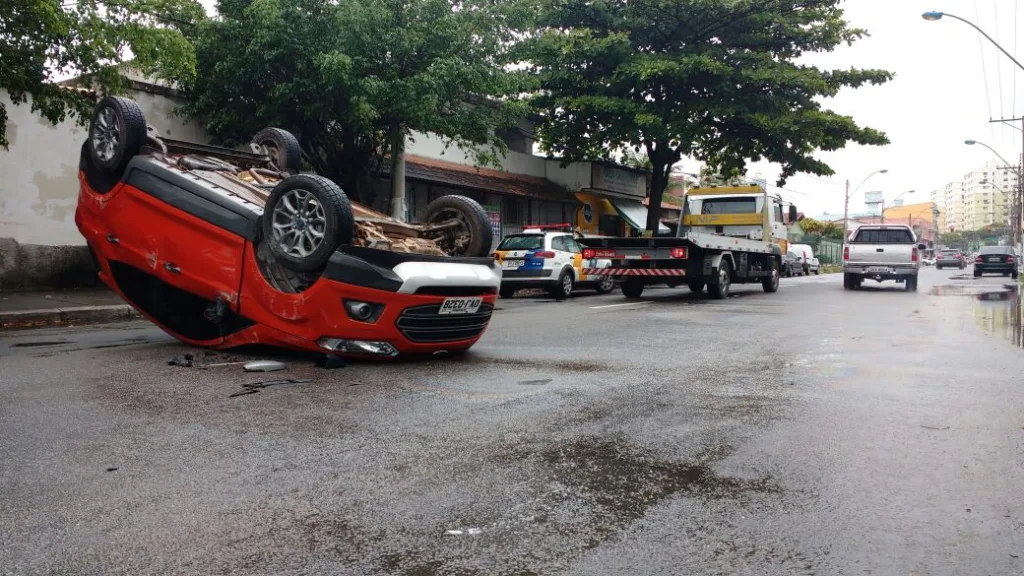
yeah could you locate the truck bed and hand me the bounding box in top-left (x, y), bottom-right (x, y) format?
top-left (580, 232), bottom-right (774, 254)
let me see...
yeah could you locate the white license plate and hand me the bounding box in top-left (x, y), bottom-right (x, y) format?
top-left (987, 258), bottom-right (998, 262)
top-left (439, 297), bottom-right (483, 315)
top-left (866, 267), bottom-right (891, 274)
top-left (501, 259), bottom-right (524, 269)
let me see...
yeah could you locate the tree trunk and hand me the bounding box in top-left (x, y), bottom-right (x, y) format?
top-left (389, 127), bottom-right (406, 221)
top-left (645, 157), bottom-right (669, 235)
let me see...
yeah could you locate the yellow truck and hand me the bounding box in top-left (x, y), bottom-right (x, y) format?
top-left (579, 184), bottom-right (796, 299)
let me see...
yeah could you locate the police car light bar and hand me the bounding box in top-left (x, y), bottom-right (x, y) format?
top-left (523, 223), bottom-right (573, 231)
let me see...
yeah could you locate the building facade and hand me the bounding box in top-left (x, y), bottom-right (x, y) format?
top-left (933, 160), bottom-right (1018, 232)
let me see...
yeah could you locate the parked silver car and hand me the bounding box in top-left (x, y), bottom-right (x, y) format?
top-left (935, 249), bottom-right (965, 270)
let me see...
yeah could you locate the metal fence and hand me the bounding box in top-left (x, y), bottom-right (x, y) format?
top-left (799, 236), bottom-right (843, 265)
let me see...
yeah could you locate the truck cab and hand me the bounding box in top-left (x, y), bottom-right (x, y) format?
top-left (681, 188), bottom-right (793, 254)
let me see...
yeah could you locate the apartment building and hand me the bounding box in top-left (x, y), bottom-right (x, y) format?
top-left (933, 160), bottom-right (1019, 232)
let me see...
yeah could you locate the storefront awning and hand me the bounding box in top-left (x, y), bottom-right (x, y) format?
top-left (610, 198), bottom-right (670, 234)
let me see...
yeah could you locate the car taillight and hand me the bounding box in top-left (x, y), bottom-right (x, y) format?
top-left (843, 246), bottom-right (849, 261)
top-left (976, 256), bottom-right (983, 263)
top-left (582, 248), bottom-right (595, 259)
top-left (912, 247), bottom-right (918, 262)
top-left (533, 251), bottom-right (556, 259)
top-left (1008, 256), bottom-right (1016, 263)
top-left (670, 247), bottom-right (688, 259)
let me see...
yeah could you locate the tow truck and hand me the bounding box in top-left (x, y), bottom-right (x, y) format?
top-left (579, 185), bottom-right (797, 299)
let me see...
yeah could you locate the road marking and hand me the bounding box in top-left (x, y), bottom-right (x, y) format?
top-left (590, 302), bottom-right (652, 309)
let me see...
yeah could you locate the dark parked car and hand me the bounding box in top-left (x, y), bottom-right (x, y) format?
top-left (973, 246), bottom-right (1020, 279)
top-left (936, 249), bottom-right (965, 270)
top-left (782, 250), bottom-right (804, 277)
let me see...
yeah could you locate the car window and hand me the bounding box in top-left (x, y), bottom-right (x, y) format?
top-left (566, 238), bottom-right (583, 253)
top-left (551, 236), bottom-right (570, 252)
top-left (700, 197), bottom-right (757, 214)
top-left (852, 228), bottom-right (914, 243)
top-left (497, 235), bottom-right (544, 251)
top-left (979, 246), bottom-right (1010, 255)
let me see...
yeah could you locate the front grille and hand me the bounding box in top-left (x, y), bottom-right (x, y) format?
top-left (396, 304), bottom-right (494, 343)
top-left (414, 286), bottom-right (497, 296)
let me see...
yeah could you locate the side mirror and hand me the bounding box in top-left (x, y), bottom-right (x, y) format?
top-left (788, 205), bottom-right (798, 222)
top-left (918, 243), bottom-right (926, 250)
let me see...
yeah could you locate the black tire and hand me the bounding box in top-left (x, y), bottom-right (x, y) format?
top-left (262, 174), bottom-right (354, 273)
top-left (594, 275), bottom-right (615, 294)
top-left (814, 268), bottom-right (820, 275)
top-left (905, 276), bottom-right (918, 292)
top-left (88, 96), bottom-right (146, 176)
top-left (687, 280), bottom-right (705, 293)
top-left (1013, 271), bottom-right (1020, 280)
top-left (844, 273), bottom-right (856, 290)
top-left (422, 195), bottom-right (493, 258)
top-left (499, 286), bottom-right (516, 298)
top-left (762, 260), bottom-right (780, 293)
top-left (974, 270), bottom-right (982, 278)
top-left (252, 128), bottom-right (302, 173)
top-left (937, 265), bottom-right (942, 270)
top-left (708, 259), bottom-right (732, 299)
top-left (551, 268), bottom-right (574, 300)
top-left (621, 280), bottom-right (644, 299)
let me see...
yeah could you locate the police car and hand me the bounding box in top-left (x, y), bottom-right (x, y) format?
top-left (494, 225), bottom-right (614, 299)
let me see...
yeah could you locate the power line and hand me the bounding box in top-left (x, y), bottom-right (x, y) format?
top-left (1015, 0), bottom-right (1019, 119)
top-left (975, 0), bottom-right (997, 142)
top-left (994, 0), bottom-right (1005, 136)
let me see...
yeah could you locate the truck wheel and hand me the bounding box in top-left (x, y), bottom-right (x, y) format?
top-left (844, 273), bottom-right (855, 290)
top-left (88, 96), bottom-right (146, 177)
top-left (422, 195), bottom-right (493, 258)
top-left (263, 174), bottom-right (354, 273)
top-left (251, 127), bottom-right (302, 174)
top-left (621, 280), bottom-right (644, 299)
top-left (595, 275), bottom-right (615, 294)
top-left (708, 260), bottom-right (732, 299)
top-left (687, 280), bottom-right (704, 293)
top-left (762, 260), bottom-right (780, 293)
top-left (905, 276), bottom-right (918, 292)
top-left (499, 286), bottom-right (516, 298)
top-left (550, 269), bottom-right (574, 300)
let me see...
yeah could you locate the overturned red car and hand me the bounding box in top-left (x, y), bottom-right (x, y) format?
top-left (76, 96), bottom-right (501, 358)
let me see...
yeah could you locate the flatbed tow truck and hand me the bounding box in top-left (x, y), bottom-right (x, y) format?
top-left (579, 185), bottom-right (797, 299)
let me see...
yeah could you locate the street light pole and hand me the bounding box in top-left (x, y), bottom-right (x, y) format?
top-left (922, 11), bottom-right (1024, 72)
top-left (843, 169), bottom-right (888, 243)
top-left (966, 139), bottom-right (1024, 248)
top-left (880, 190), bottom-right (915, 224)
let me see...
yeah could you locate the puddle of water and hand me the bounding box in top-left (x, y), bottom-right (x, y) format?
top-left (930, 282), bottom-right (1024, 348)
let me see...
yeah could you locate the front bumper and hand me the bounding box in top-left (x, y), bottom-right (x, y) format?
top-left (238, 246), bottom-right (501, 356)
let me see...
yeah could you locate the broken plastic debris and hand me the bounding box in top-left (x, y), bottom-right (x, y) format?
top-left (229, 378), bottom-right (312, 398)
top-left (316, 354), bottom-right (347, 369)
top-left (167, 354), bottom-right (194, 367)
top-left (445, 527), bottom-right (482, 536)
top-left (243, 360), bottom-right (287, 372)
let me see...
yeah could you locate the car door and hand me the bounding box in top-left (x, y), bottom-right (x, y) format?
top-left (550, 235), bottom-right (575, 278)
top-left (565, 237), bottom-right (587, 281)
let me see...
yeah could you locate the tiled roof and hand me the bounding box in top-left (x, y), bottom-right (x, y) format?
top-left (403, 155), bottom-right (571, 202)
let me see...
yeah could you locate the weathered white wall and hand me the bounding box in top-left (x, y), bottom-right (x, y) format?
top-left (0, 89), bottom-right (207, 247)
top-left (545, 159), bottom-right (591, 192)
top-left (406, 130), bottom-right (547, 178)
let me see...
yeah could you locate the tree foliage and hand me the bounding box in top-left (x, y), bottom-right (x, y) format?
top-left (181, 0), bottom-right (528, 203)
top-left (800, 217), bottom-right (843, 239)
top-left (1, 0), bottom-right (204, 149)
top-left (523, 0), bottom-right (892, 232)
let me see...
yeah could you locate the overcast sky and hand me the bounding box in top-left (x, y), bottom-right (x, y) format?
top-left (702, 0), bottom-right (1024, 218)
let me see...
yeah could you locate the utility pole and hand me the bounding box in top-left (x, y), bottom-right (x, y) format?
top-left (988, 116), bottom-right (1024, 250)
top-left (842, 179), bottom-right (851, 244)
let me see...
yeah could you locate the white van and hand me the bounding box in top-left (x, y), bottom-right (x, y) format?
top-left (789, 244), bottom-right (820, 275)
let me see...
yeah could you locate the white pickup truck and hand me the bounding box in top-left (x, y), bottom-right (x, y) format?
top-left (843, 224), bottom-right (926, 291)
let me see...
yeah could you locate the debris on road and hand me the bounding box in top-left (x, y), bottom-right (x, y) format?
top-left (167, 354), bottom-right (194, 367)
top-left (243, 360), bottom-right (287, 372)
top-left (229, 379), bottom-right (312, 398)
top-left (315, 355), bottom-right (347, 370)
top-left (445, 527), bottom-right (483, 536)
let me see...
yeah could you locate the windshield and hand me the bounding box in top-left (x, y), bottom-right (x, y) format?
top-left (497, 235), bottom-right (544, 251)
top-left (694, 197), bottom-right (759, 214)
top-left (979, 246), bottom-right (1011, 255)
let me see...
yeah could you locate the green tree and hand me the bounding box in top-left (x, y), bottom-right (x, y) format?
top-left (1, 0), bottom-right (204, 149)
top-left (800, 217), bottom-right (843, 239)
top-left (182, 0), bottom-right (528, 207)
top-left (524, 0), bottom-right (891, 233)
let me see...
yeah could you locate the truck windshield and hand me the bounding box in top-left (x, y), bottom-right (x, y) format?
top-left (497, 235), bottom-right (545, 251)
top-left (852, 229), bottom-right (913, 243)
top-left (696, 197), bottom-right (758, 214)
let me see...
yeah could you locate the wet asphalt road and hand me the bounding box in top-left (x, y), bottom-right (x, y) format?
top-left (2, 268), bottom-right (1023, 575)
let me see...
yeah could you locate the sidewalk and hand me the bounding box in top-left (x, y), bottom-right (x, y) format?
top-left (0, 288), bottom-right (140, 331)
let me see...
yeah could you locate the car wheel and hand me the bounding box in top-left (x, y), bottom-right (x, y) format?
top-left (421, 195), bottom-right (493, 258)
top-left (708, 260), bottom-right (732, 299)
top-left (88, 96), bottom-right (146, 177)
top-left (499, 286), bottom-right (516, 298)
top-left (762, 260), bottom-right (780, 293)
top-left (1013, 271), bottom-right (1020, 280)
top-left (251, 127), bottom-right (303, 174)
top-left (621, 280), bottom-right (644, 299)
top-left (595, 275), bottom-right (615, 294)
top-left (974, 270), bottom-right (982, 278)
top-left (551, 269), bottom-right (574, 300)
top-left (687, 280), bottom-right (705, 293)
top-left (263, 174), bottom-right (354, 273)
top-left (814, 268), bottom-right (820, 275)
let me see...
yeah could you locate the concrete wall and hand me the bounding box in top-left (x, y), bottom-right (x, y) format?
top-left (0, 88), bottom-right (207, 289)
top-left (406, 130), bottom-right (547, 178)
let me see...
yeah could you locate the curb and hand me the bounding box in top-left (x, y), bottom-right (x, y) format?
top-left (0, 304), bottom-right (141, 331)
